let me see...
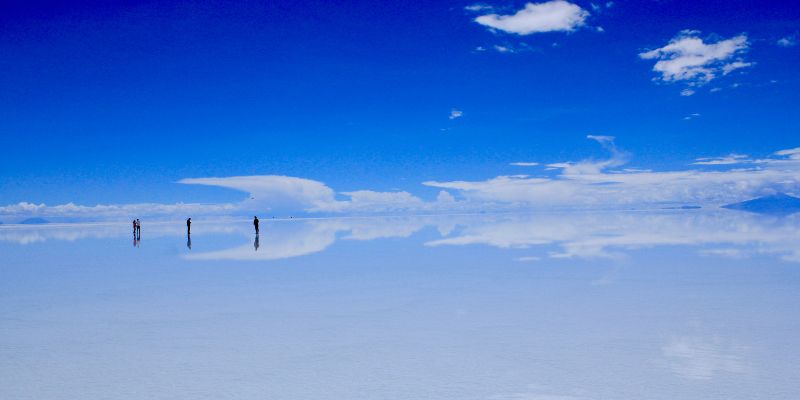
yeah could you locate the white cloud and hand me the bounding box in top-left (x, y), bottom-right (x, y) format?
top-left (474, 1), bottom-right (589, 35)
top-left (484, 43), bottom-right (535, 54)
top-left (692, 153), bottom-right (751, 165)
top-left (555, 134), bottom-right (630, 174)
top-left (680, 88), bottom-right (695, 96)
top-left (683, 112), bottom-right (701, 120)
top-left (510, 162), bottom-right (540, 166)
top-left (423, 164), bottom-right (799, 209)
top-left (465, 3), bottom-right (493, 12)
top-left (777, 36), bottom-right (796, 47)
top-left (180, 175), bottom-right (462, 214)
top-left (721, 60), bottom-right (752, 75)
top-left (334, 190), bottom-right (424, 212)
top-left (640, 31), bottom-right (750, 85)
top-left (586, 134), bottom-right (613, 143)
top-left (449, 108), bottom-right (464, 119)
top-left (179, 175), bottom-right (341, 212)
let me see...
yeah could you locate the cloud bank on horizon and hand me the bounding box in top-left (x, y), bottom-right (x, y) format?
top-left (2, 138), bottom-right (799, 220)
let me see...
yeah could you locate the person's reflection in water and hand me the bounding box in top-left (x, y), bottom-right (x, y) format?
top-left (254, 233), bottom-right (260, 251)
top-left (133, 236), bottom-right (140, 248)
top-left (187, 234), bottom-right (192, 250)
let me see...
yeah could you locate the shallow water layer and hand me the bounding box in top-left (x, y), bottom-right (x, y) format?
top-left (1, 210), bottom-right (799, 399)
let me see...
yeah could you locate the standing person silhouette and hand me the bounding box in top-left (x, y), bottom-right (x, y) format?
top-left (132, 219), bottom-right (137, 236)
top-left (135, 219), bottom-right (141, 238)
top-left (253, 216), bottom-right (259, 235)
top-left (186, 218), bottom-right (191, 235)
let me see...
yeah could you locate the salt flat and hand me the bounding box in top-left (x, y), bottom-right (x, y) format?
top-left (1, 211), bottom-right (798, 399)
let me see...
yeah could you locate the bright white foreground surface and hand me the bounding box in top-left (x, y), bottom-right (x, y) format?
top-left (1, 211), bottom-right (799, 399)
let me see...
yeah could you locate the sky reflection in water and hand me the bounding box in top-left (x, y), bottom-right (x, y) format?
top-left (1, 210), bottom-right (798, 399)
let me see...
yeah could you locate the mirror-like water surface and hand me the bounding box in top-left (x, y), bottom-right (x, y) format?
top-left (1, 210), bottom-right (799, 399)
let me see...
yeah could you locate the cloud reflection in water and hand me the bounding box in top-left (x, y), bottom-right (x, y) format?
top-left (1, 211), bottom-right (798, 263)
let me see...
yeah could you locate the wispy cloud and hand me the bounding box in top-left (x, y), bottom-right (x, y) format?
top-left (465, 3), bottom-right (493, 13)
top-left (551, 134), bottom-right (629, 174)
top-left (721, 60), bottom-right (751, 74)
top-left (692, 153), bottom-right (751, 165)
top-left (449, 108), bottom-right (464, 119)
top-left (477, 42), bottom-right (536, 54)
top-left (590, 1), bottom-right (614, 14)
top-left (683, 112), bottom-right (701, 120)
top-left (474, 1), bottom-right (589, 35)
top-left (777, 35), bottom-right (796, 47)
top-left (510, 162), bottom-right (540, 166)
top-left (640, 30), bottom-right (751, 86)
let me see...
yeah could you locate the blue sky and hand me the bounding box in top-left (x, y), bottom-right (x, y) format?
top-left (1, 0), bottom-right (799, 218)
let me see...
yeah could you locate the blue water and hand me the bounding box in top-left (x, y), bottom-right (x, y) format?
top-left (1, 211), bottom-right (799, 399)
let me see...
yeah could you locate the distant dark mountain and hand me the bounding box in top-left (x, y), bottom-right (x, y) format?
top-left (19, 217), bottom-right (50, 224)
top-left (722, 193), bottom-right (800, 215)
